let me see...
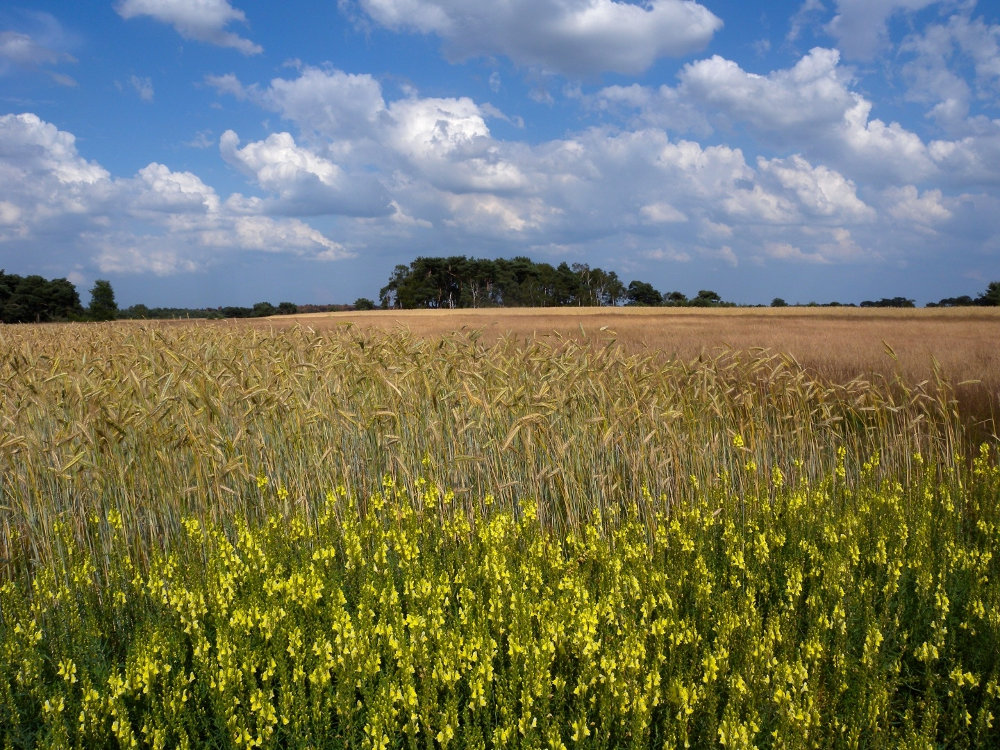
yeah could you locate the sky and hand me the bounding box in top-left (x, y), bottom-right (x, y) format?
top-left (1, 0), bottom-right (999, 308)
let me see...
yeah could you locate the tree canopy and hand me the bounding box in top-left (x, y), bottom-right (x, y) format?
top-left (379, 256), bottom-right (628, 309)
top-left (88, 280), bottom-right (118, 321)
top-left (0, 271), bottom-right (84, 323)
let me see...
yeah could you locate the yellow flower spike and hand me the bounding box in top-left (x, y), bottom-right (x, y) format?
top-left (57, 659), bottom-right (78, 684)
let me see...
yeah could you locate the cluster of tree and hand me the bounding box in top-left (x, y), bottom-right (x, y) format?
top-left (6, 266), bottom-right (999, 324)
top-left (860, 297), bottom-right (916, 308)
top-left (119, 301), bottom-right (303, 320)
top-left (379, 256), bottom-right (627, 308)
top-left (625, 283), bottom-right (732, 307)
top-left (378, 256), bottom-right (734, 309)
top-left (926, 282), bottom-right (1000, 307)
top-left (0, 271), bottom-right (116, 323)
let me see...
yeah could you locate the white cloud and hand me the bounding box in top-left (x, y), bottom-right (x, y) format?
top-left (679, 49), bottom-right (856, 133)
top-left (901, 9), bottom-right (1000, 129)
top-left (219, 130), bottom-right (392, 216)
top-left (787, 0), bottom-right (826, 43)
top-left (95, 240), bottom-right (202, 275)
top-left (0, 113), bottom-right (352, 277)
top-left (884, 185), bottom-right (952, 224)
top-left (642, 247), bottom-right (691, 262)
top-left (204, 72), bottom-right (247, 99)
top-left (352, 0), bottom-right (722, 74)
top-left (0, 12), bottom-right (77, 83)
top-left (826, 0), bottom-right (937, 60)
top-left (0, 30), bottom-right (63, 67)
top-left (640, 202), bottom-right (687, 224)
top-left (129, 74), bottom-right (154, 101)
top-left (700, 245), bottom-right (739, 267)
top-left (200, 216), bottom-right (352, 258)
top-left (132, 162), bottom-right (220, 214)
top-left (0, 201), bottom-right (21, 225)
top-left (0, 112), bottom-right (113, 238)
top-left (213, 68), bottom-right (529, 196)
top-left (0, 113), bottom-right (109, 185)
top-left (116, 0), bottom-right (262, 54)
top-left (757, 154), bottom-right (875, 222)
top-left (443, 194), bottom-right (553, 234)
top-left (815, 226), bottom-right (869, 262)
top-left (387, 97), bottom-right (528, 193)
top-left (762, 241), bottom-right (831, 264)
top-left (262, 67), bottom-right (387, 144)
top-left (603, 47), bottom-right (949, 185)
top-left (724, 185), bottom-right (796, 224)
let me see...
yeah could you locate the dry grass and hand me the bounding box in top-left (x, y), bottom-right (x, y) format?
top-left (1, 315), bottom-right (984, 579)
top-left (263, 306), bottom-right (1000, 433)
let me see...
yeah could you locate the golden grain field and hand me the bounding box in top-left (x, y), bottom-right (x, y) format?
top-left (1, 313), bottom-right (998, 747)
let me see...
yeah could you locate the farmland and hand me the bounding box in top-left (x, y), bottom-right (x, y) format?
top-left (1, 308), bottom-right (999, 747)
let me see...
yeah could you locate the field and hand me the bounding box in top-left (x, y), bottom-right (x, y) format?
top-left (272, 306), bottom-right (1000, 432)
top-left (1, 308), bottom-right (999, 747)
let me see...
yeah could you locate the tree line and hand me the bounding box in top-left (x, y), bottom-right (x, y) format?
top-left (377, 256), bottom-right (736, 309)
top-left (925, 282), bottom-right (1000, 307)
top-left (379, 256), bottom-right (1000, 311)
top-left (0, 271), bottom-right (117, 324)
top-left (2, 266), bottom-right (997, 324)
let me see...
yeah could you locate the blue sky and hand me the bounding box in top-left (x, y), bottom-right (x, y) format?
top-left (1, 0), bottom-right (998, 307)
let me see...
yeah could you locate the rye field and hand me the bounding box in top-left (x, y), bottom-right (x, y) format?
top-left (1, 308), bottom-right (999, 748)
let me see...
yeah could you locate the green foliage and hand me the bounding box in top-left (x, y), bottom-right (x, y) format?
top-left (353, 297), bottom-right (376, 311)
top-left (861, 296), bottom-right (916, 308)
top-left (0, 322), bottom-right (997, 747)
top-left (88, 279), bottom-right (118, 321)
top-left (688, 289), bottom-right (728, 307)
top-left (626, 280), bottom-right (663, 306)
top-left (0, 270), bottom-right (84, 323)
top-left (1, 453), bottom-right (999, 748)
top-left (379, 256), bottom-right (626, 308)
top-left (979, 281), bottom-right (1000, 307)
top-left (252, 301), bottom-right (277, 317)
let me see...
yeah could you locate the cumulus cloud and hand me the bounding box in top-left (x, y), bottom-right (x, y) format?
top-left (132, 163), bottom-right (220, 214)
top-left (884, 185), bottom-right (952, 224)
top-left (219, 130), bottom-right (392, 216)
top-left (200, 216), bottom-right (351, 259)
top-left (262, 67), bottom-right (387, 144)
top-left (212, 67), bottom-right (529, 195)
top-left (0, 112), bottom-right (349, 277)
top-left (386, 97), bottom-right (528, 193)
top-left (207, 66), bottom-right (388, 162)
top-left (0, 112), bottom-right (112, 235)
top-left (597, 46), bottom-right (1000, 187)
top-left (678, 49), bottom-right (857, 134)
top-left (116, 0), bottom-right (262, 54)
top-left (350, 0), bottom-right (722, 74)
top-left (757, 155), bottom-right (875, 222)
top-left (7, 42), bottom-right (994, 293)
top-left (901, 8), bottom-right (1000, 129)
top-left (209, 66), bottom-right (891, 262)
top-left (762, 241), bottom-right (831, 264)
